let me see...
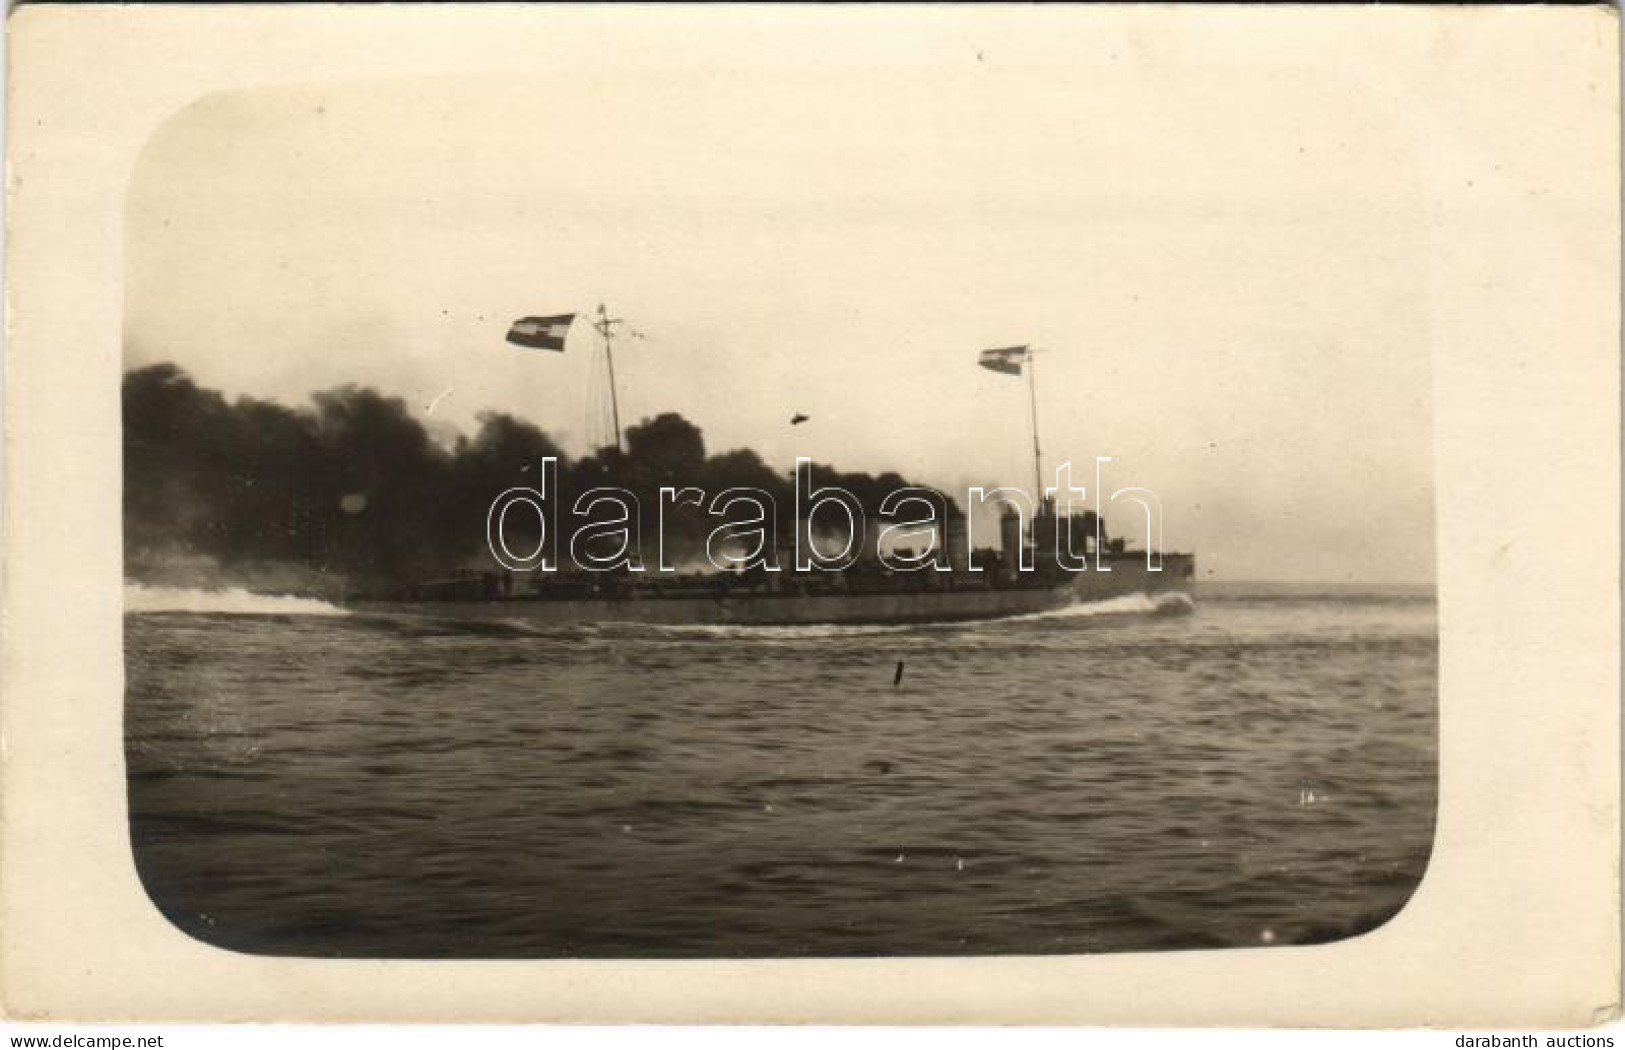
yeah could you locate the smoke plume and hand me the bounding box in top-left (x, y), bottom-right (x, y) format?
top-left (123, 363), bottom-right (961, 596)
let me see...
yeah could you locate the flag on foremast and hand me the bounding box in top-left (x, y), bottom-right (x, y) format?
top-left (506, 314), bottom-right (576, 352)
top-left (977, 345), bottom-right (1029, 376)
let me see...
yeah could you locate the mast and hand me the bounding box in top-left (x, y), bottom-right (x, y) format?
top-left (593, 303), bottom-right (625, 453)
top-left (1026, 347), bottom-right (1043, 505)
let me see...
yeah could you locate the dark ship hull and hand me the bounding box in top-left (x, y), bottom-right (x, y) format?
top-left (353, 553), bottom-right (1195, 627)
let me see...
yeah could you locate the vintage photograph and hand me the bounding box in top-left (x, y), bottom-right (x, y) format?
top-left (120, 51), bottom-right (1437, 958)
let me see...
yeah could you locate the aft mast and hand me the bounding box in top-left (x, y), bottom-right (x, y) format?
top-left (974, 342), bottom-right (1046, 510)
top-left (1026, 347), bottom-right (1043, 504)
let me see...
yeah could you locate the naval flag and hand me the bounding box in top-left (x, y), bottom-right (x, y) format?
top-left (506, 314), bottom-right (576, 352)
top-left (977, 345), bottom-right (1029, 376)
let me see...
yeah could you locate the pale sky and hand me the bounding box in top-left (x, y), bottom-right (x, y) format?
top-left (126, 30), bottom-right (1436, 583)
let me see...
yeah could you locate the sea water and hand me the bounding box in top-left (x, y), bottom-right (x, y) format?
top-left (124, 583), bottom-right (1437, 957)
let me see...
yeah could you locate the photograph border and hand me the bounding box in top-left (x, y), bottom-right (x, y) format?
top-left (2, 3), bottom-right (1618, 1025)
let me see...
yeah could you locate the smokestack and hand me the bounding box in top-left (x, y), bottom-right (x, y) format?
top-left (1032, 495), bottom-right (1059, 569)
top-left (999, 509), bottom-right (1023, 583)
top-left (945, 515), bottom-right (970, 573)
top-left (861, 516), bottom-right (884, 563)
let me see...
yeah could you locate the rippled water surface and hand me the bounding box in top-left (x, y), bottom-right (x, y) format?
top-left (125, 587), bottom-right (1436, 957)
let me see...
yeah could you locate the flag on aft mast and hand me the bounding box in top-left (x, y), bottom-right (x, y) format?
top-left (506, 314), bottom-right (576, 352)
top-left (977, 345), bottom-right (1029, 376)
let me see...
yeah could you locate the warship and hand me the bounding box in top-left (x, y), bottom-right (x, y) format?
top-left (355, 306), bottom-right (1195, 626)
top-left (360, 515), bottom-right (1195, 626)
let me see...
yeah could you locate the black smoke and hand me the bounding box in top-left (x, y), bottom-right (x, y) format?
top-left (123, 363), bottom-right (960, 596)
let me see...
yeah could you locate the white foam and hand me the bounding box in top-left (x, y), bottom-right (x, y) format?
top-left (652, 621), bottom-right (918, 640)
top-left (991, 591), bottom-right (1194, 624)
top-left (125, 583), bottom-right (348, 616)
top-left (646, 591), bottom-right (1196, 638)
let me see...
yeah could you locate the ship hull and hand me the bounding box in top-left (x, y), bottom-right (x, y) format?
top-left (352, 554), bottom-right (1194, 627)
